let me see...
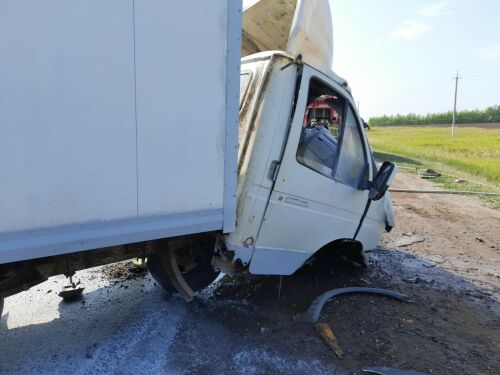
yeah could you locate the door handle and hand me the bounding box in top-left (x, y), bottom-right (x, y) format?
top-left (285, 197), bottom-right (309, 207)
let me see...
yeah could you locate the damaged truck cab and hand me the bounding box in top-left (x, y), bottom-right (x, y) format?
top-left (222, 51), bottom-right (395, 275)
top-left (215, 0), bottom-right (397, 277)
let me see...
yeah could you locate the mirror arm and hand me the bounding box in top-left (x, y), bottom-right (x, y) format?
top-left (359, 179), bottom-right (373, 190)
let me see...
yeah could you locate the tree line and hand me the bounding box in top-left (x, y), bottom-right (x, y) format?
top-left (368, 105), bottom-right (500, 126)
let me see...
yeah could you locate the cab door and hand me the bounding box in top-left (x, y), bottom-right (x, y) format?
top-left (250, 67), bottom-right (375, 275)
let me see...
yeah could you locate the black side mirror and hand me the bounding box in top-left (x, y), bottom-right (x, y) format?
top-left (369, 161), bottom-right (397, 201)
top-left (353, 161), bottom-right (397, 240)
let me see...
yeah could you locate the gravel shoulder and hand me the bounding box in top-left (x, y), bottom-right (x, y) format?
top-left (386, 172), bottom-right (500, 294)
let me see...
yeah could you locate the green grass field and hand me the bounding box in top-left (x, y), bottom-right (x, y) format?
top-left (367, 127), bottom-right (500, 207)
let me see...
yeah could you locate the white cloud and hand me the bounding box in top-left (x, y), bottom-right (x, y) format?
top-left (390, 20), bottom-right (432, 40)
top-left (477, 45), bottom-right (500, 61)
top-left (420, 1), bottom-right (453, 17)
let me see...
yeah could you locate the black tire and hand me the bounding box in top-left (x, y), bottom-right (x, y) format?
top-left (148, 253), bottom-right (176, 293)
top-left (148, 235), bottom-right (220, 294)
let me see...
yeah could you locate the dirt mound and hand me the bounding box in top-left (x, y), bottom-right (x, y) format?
top-left (101, 261), bottom-right (148, 283)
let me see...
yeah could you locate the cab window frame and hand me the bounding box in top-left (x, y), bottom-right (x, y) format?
top-left (333, 102), bottom-right (370, 189)
top-left (295, 75), bottom-right (369, 189)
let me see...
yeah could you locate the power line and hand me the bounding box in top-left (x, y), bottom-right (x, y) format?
top-left (460, 71), bottom-right (500, 78)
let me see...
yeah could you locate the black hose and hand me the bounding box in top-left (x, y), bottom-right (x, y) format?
top-left (353, 200), bottom-right (372, 240)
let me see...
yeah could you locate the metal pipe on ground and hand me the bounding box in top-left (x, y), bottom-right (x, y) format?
top-left (379, 161), bottom-right (492, 188)
top-left (390, 189), bottom-right (500, 196)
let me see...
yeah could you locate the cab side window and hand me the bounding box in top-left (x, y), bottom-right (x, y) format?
top-left (296, 79), bottom-right (344, 178)
top-left (295, 78), bottom-right (367, 187)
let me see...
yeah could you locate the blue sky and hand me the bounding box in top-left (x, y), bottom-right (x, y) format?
top-left (331, 0), bottom-right (500, 119)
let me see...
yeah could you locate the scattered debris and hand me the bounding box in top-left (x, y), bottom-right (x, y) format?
top-left (402, 276), bottom-right (426, 284)
top-left (422, 263), bottom-right (437, 268)
top-left (314, 323), bottom-right (344, 357)
top-left (420, 169), bottom-right (441, 179)
top-left (101, 261), bottom-right (148, 283)
top-left (59, 279), bottom-right (84, 301)
top-left (396, 233), bottom-right (425, 247)
top-left (363, 366), bottom-right (428, 375)
top-left (297, 287), bottom-right (410, 323)
top-left (475, 237), bottom-right (484, 243)
top-left (454, 178), bottom-right (465, 183)
top-left (301, 336), bottom-right (315, 343)
top-left (395, 328), bottom-right (439, 342)
top-left (131, 257), bottom-right (148, 269)
top-left (85, 343), bottom-right (99, 359)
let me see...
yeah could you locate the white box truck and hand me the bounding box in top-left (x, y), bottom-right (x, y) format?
top-left (0, 0), bottom-right (396, 314)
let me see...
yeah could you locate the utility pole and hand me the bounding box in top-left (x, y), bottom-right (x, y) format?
top-left (357, 100), bottom-right (360, 114)
top-left (451, 71), bottom-right (461, 137)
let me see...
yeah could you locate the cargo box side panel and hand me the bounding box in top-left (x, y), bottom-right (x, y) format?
top-left (0, 1), bottom-right (138, 234)
top-left (134, 0), bottom-right (228, 217)
top-left (222, 0), bottom-right (242, 233)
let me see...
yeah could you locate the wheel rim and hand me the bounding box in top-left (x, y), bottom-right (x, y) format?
top-left (148, 235), bottom-right (220, 298)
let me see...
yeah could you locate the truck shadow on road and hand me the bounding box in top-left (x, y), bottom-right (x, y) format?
top-left (0, 248), bottom-right (499, 374)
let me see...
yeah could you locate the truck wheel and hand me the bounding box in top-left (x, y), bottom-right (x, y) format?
top-left (148, 235), bottom-right (220, 297)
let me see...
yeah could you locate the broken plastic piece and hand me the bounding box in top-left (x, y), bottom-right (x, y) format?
top-left (297, 287), bottom-right (410, 323)
top-left (363, 366), bottom-right (428, 375)
top-left (395, 234), bottom-right (425, 247)
top-left (421, 169), bottom-right (441, 179)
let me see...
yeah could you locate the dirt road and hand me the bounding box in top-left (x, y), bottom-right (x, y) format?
top-left (386, 172), bottom-right (500, 294)
top-left (1, 172), bottom-right (498, 374)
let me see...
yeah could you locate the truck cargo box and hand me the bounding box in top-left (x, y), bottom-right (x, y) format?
top-left (0, 0), bottom-right (241, 263)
